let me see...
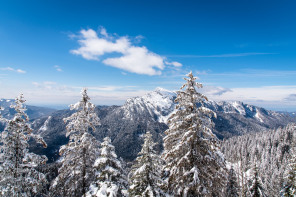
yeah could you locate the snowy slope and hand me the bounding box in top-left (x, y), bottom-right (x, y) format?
top-left (119, 87), bottom-right (175, 123)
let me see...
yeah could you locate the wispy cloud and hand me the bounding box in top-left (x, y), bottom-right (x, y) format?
top-left (201, 85), bottom-right (296, 111)
top-left (200, 86), bottom-right (232, 96)
top-left (200, 69), bottom-right (296, 78)
top-left (27, 81), bottom-right (148, 105)
top-left (167, 52), bottom-right (277, 58)
top-left (70, 27), bottom-right (182, 75)
top-left (207, 85), bottom-right (296, 102)
top-left (284, 94), bottom-right (296, 101)
top-left (54, 65), bottom-right (63, 72)
top-left (165, 61), bottom-right (182, 67)
top-left (0, 67), bottom-right (26, 74)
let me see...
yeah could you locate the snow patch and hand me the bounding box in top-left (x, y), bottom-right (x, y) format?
top-left (255, 111), bottom-right (264, 123)
top-left (38, 116), bottom-right (52, 133)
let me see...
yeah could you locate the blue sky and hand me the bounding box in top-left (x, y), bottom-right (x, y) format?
top-left (0, 0), bottom-right (296, 111)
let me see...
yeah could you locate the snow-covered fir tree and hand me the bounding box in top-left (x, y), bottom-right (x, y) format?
top-left (129, 131), bottom-right (165, 197)
top-left (249, 162), bottom-right (265, 197)
top-left (281, 151), bottom-right (296, 196)
top-left (162, 71), bottom-right (226, 197)
top-left (86, 137), bottom-right (127, 197)
top-left (225, 166), bottom-right (240, 197)
top-left (50, 88), bottom-right (101, 197)
top-left (0, 94), bottom-right (48, 197)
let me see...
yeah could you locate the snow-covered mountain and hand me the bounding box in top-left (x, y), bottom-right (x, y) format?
top-left (10, 88), bottom-right (296, 162)
top-left (0, 99), bottom-right (57, 132)
top-left (118, 87), bottom-right (176, 123)
top-left (114, 88), bottom-right (293, 138)
top-left (0, 99), bottom-right (56, 120)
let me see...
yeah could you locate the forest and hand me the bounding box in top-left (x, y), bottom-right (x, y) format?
top-left (0, 72), bottom-right (295, 197)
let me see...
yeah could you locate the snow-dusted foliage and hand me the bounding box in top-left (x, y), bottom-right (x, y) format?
top-left (0, 94), bottom-right (48, 196)
top-left (249, 163), bottom-right (265, 197)
top-left (129, 131), bottom-right (165, 197)
top-left (281, 151), bottom-right (296, 196)
top-left (222, 123), bottom-right (296, 197)
top-left (225, 166), bottom-right (240, 197)
top-left (162, 71), bottom-right (226, 196)
top-left (50, 88), bottom-right (101, 197)
top-left (86, 137), bottom-right (127, 197)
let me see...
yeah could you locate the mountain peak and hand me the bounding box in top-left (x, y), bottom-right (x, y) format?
top-left (153, 87), bottom-right (176, 98)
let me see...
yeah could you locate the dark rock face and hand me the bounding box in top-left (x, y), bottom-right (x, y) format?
top-left (3, 89), bottom-right (295, 162)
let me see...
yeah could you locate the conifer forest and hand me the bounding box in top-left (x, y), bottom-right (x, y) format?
top-left (0, 72), bottom-right (295, 197)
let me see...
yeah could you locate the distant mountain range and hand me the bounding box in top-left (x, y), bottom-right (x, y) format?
top-left (0, 99), bottom-right (56, 120)
top-left (0, 99), bottom-right (57, 131)
top-left (1, 89), bottom-right (295, 162)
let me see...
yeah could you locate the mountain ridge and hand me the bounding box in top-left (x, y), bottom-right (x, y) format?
top-left (1, 89), bottom-right (295, 162)
top-left (23, 88), bottom-right (295, 162)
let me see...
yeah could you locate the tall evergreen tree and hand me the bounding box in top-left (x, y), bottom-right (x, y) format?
top-left (86, 137), bottom-right (127, 197)
top-left (50, 88), bottom-right (101, 197)
top-left (162, 71), bottom-right (226, 197)
top-left (281, 152), bottom-right (296, 196)
top-left (0, 94), bottom-right (48, 197)
top-left (129, 131), bottom-right (165, 197)
top-left (249, 162), bottom-right (265, 197)
top-left (225, 166), bottom-right (240, 197)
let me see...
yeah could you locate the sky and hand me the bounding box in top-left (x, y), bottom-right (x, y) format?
top-left (0, 0), bottom-right (296, 111)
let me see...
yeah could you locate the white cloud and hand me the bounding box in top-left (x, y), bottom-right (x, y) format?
top-left (54, 65), bottom-right (63, 72)
top-left (100, 27), bottom-right (108, 37)
top-left (24, 81), bottom-right (148, 105)
top-left (284, 94), bottom-right (296, 101)
top-left (32, 81), bottom-right (57, 90)
top-left (103, 46), bottom-right (164, 75)
top-left (71, 29), bottom-right (129, 60)
top-left (71, 28), bottom-right (181, 75)
top-left (165, 61), bottom-right (182, 67)
top-left (200, 86), bottom-right (232, 96)
top-left (207, 85), bottom-right (296, 101)
top-left (0, 67), bottom-right (26, 74)
top-left (202, 85), bottom-right (296, 110)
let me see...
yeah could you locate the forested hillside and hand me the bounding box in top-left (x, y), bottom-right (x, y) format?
top-left (222, 123), bottom-right (296, 196)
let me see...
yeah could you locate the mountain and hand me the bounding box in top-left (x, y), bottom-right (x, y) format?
top-left (28, 88), bottom-right (296, 162)
top-left (0, 99), bottom-right (56, 120)
top-left (0, 99), bottom-right (57, 131)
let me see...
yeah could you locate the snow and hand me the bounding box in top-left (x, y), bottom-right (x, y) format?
top-left (255, 111), bottom-right (264, 123)
top-left (38, 116), bottom-right (52, 133)
top-left (121, 87), bottom-right (176, 123)
top-left (231, 101), bottom-right (246, 115)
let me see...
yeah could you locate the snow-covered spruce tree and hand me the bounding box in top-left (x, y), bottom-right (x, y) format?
top-left (225, 166), bottom-right (240, 197)
top-left (0, 94), bottom-right (48, 197)
top-left (249, 162), bottom-right (265, 197)
top-left (162, 71), bottom-right (226, 197)
top-left (50, 88), bottom-right (101, 197)
top-left (86, 137), bottom-right (127, 197)
top-left (129, 131), bottom-right (165, 197)
top-left (281, 152), bottom-right (296, 196)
